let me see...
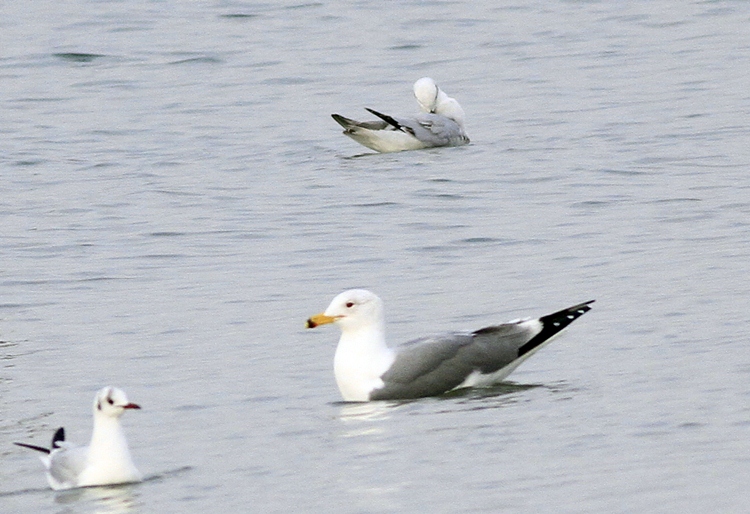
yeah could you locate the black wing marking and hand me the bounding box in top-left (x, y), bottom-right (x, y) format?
top-left (51, 427), bottom-right (65, 449)
top-left (331, 113), bottom-right (390, 131)
top-left (14, 442), bottom-right (51, 454)
top-left (13, 426), bottom-right (66, 454)
top-left (365, 108), bottom-right (416, 137)
top-left (517, 300), bottom-right (595, 356)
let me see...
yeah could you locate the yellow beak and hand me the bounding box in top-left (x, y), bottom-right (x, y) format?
top-left (306, 313), bottom-right (338, 328)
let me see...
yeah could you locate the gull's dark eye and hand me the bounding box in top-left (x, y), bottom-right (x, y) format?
top-left (346, 302), bottom-right (354, 308)
top-left (107, 397), bottom-right (114, 405)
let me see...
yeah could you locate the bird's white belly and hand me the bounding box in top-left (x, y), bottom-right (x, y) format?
top-left (335, 371), bottom-right (385, 402)
top-left (334, 339), bottom-right (395, 402)
top-left (352, 129), bottom-right (427, 153)
top-left (454, 367), bottom-right (516, 390)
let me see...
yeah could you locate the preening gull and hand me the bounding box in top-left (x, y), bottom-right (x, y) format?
top-left (14, 386), bottom-right (142, 490)
top-left (306, 289), bottom-right (594, 402)
top-left (331, 77), bottom-right (469, 153)
top-left (413, 77), bottom-right (467, 124)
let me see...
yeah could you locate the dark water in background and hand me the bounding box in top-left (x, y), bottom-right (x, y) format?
top-left (1, 1), bottom-right (749, 512)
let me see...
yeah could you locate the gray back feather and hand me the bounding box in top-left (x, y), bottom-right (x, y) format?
top-left (371, 301), bottom-right (594, 401)
top-left (396, 113), bottom-right (468, 146)
top-left (373, 334), bottom-right (473, 400)
top-left (371, 322), bottom-right (540, 401)
top-left (49, 446), bottom-right (87, 486)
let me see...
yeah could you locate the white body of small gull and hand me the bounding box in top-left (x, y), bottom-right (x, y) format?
top-left (331, 77), bottom-right (469, 153)
top-left (307, 289), bottom-right (594, 402)
top-left (14, 386), bottom-right (142, 490)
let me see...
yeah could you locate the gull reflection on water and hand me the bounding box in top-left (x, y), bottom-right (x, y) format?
top-left (337, 401), bottom-right (394, 424)
top-left (332, 388), bottom-right (529, 433)
top-left (49, 467), bottom-right (191, 513)
top-left (54, 483), bottom-right (139, 514)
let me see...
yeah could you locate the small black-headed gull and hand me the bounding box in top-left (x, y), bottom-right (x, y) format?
top-left (306, 289), bottom-right (594, 402)
top-left (331, 77), bottom-right (469, 153)
top-left (14, 386), bottom-right (142, 490)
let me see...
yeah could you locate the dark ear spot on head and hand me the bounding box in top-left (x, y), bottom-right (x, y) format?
top-left (97, 402), bottom-right (102, 411)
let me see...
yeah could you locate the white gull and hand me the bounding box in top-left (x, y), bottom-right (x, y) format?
top-left (14, 386), bottom-right (142, 490)
top-left (331, 77), bottom-right (469, 153)
top-left (306, 289), bottom-right (594, 402)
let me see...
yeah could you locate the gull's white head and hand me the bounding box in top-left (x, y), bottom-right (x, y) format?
top-left (414, 77), bottom-right (440, 113)
top-left (306, 289), bottom-right (384, 332)
top-left (413, 77), bottom-right (466, 129)
top-left (93, 387), bottom-right (140, 419)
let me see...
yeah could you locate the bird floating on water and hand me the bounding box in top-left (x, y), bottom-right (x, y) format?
top-left (14, 386), bottom-right (142, 490)
top-left (331, 77), bottom-right (469, 153)
top-left (307, 289), bottom-right (594, 401)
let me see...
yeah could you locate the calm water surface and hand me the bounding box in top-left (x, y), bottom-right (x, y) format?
top-left (2, 1), bottom-right (750, 512)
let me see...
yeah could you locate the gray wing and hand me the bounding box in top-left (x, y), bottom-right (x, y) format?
top-left (365, 109), bottom-right (469, 147)
top-left (411, 113), bottom-right (469, 146)
top-left (331, 113), bottom-right (390, 131)
top-left (48, 445), bottom-right (88, 488)
top-left (370, 300), bottom-right (595, 401)
top-left (371, 326), bottom-right (533, 400)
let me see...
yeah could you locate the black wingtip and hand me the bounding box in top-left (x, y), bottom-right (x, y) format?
top-left (13, 426), bottom-right (66, 454)
top-left (517, 300), bottom-right (594, 357)
top-left (13, 442), bottom-right (51, 454)
top-left (365, 108), bottom-right (401, 129)
top-left (570, 299), bottom-right (596, 310)
top-left (332, 113), bottom-right (356, 130)
top-left (52, 427), bottom-right (65, 449)
top-left (539, 300), bottom-right (594, 330)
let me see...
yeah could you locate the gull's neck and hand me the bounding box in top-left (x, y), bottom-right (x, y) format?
top-left (435, 96), bottom-right (466, 129)
top-left (334, 319), bottom-right (395, 402)
top-left (90, 412), bottom-right (127, 446)
top-left (81, 413), bottom-right (140, 484)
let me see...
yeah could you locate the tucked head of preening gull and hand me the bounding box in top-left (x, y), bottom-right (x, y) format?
top-left (413, 77), bottom-right (467, 131)
top-left (306, 289), bottom-right (594, 402)
top-left (14, 386), bottom-right (142, 490)
top-left (331, 77), bottom-right (469, 153)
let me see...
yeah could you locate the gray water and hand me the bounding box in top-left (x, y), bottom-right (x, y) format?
top-left (2, 1), bottom-right (750, 512)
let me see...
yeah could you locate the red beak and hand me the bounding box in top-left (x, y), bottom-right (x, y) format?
top-left (123, 403), bottom-right (141, 410)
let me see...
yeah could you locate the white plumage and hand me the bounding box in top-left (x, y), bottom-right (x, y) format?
top-left (15, 386), bottom-right (142, 490)
top-left (331, 78), bottom-right (469, 153)
top-left (307, 289), bottom-right (594, 402)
